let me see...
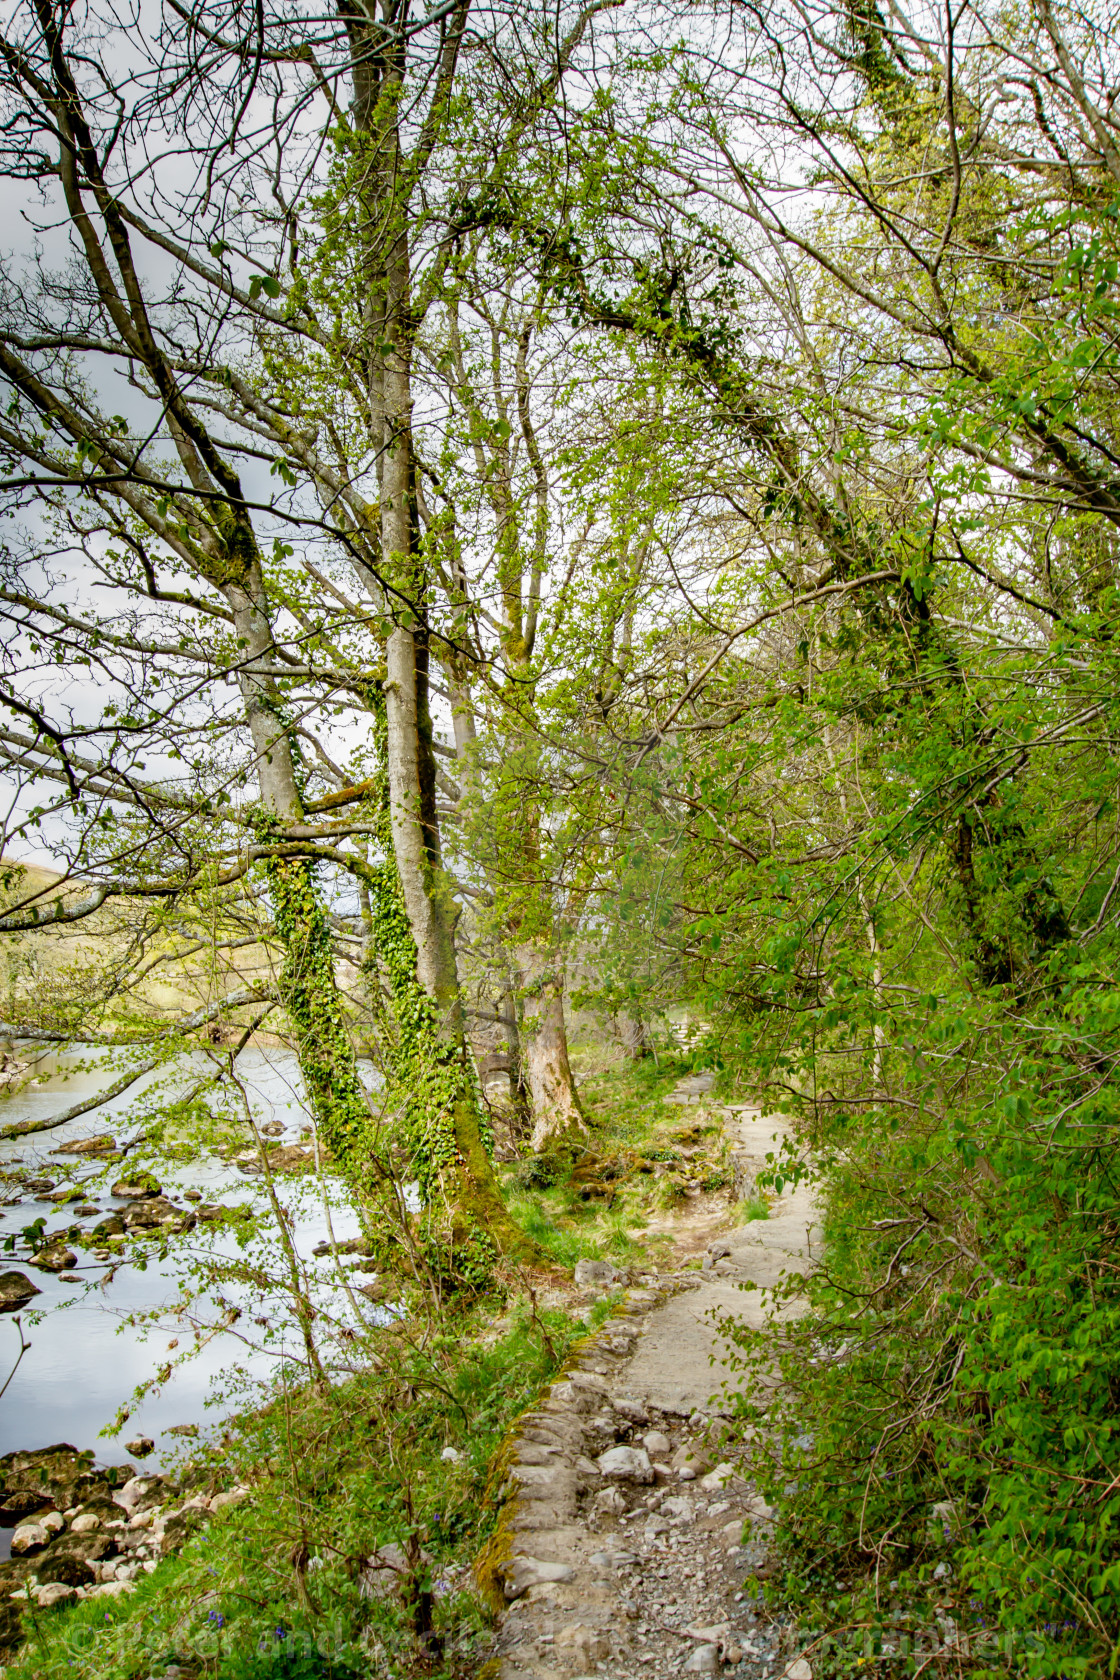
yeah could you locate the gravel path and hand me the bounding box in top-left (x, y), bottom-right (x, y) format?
top-left (484, 1089), bottom-right (820, 1680)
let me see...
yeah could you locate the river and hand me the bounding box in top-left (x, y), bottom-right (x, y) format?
top-left (0, 1045), bottom-right (376, 1547)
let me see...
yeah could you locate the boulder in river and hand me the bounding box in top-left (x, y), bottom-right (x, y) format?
top-left (122, 1197), bottom-right (193, 1232)
top-left (111, 1175), bottom-right (161, 1199)
top-left (312, 1235), bottom-right (371, 1258)
top-left (124, 1437), bottom-right (154, 1459)
top-left (90, 1214), bottom-right (125, 1239)
top-left (53, 1135), bottom-right (116, 1156)
top-left (0, 1444), bottom-right (101, 1521)
top-left (0, 1270), bottom-right (41, 1312)
top-left (31, 1243), bottom-right (78, 1273)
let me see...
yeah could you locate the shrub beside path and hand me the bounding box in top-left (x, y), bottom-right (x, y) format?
top-left (481, 1081), bottom-right (820, 1680)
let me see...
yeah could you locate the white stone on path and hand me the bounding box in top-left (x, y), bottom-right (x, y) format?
top-left (597, 1445), bottom-right (654, 1483)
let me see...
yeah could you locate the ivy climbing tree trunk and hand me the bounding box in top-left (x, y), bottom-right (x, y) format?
top-left (339, 0), bottom-right (534, 1262)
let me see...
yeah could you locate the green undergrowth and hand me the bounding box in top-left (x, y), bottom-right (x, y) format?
top-left (8, 1299), bottom-right (587, 1680)
top-left (501, 1049), bottom-right (726, 1269)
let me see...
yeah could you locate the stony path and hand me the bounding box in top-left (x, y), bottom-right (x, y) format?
top-left (482, 1088), bottom-right (820, 1680)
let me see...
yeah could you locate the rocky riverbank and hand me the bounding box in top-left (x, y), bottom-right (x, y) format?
top-left (0, 1444), bottom-right (249, 1663)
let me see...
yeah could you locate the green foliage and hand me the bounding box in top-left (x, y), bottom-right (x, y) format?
top-left (7, 1303), bottom-right (585, 1680)
top-left (267, 853), bottom-right (384, 1198)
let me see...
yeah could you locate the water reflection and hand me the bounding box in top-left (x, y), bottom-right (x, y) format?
top-left (0, 1046), bottom-right (377, 1525)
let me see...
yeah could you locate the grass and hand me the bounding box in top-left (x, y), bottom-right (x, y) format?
top-left (10, 1047), bottom-right (738, 1678)
top-left (733, 1195), bottom-right (771, 1223)
top-left (6, 1298), bottom-right (589, 1680)
top-left (499, 1046), bottom-right (708, 1272)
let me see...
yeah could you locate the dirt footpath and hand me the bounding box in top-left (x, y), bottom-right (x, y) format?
top-left (483, 1090), bottom-right (820, 1680)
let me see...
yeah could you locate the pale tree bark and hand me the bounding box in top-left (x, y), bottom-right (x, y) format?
top-left (519, 959), bottom-right (588, 1151)
top-left (342, 0), bottom-right (530, 1255)
top-left (617, 1011), bottom-right (654, 1061)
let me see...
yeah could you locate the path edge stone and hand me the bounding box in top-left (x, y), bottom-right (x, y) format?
top-left (474, 1275), bottom-right (692, 1629)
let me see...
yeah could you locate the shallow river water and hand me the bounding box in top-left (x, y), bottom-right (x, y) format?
top-left (0, 1045), bottom-right (371, 1541)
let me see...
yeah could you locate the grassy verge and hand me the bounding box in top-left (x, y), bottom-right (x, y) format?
top-left (7, 1297), bottom-right (588, 1680)
top-left (500, 1048), bottom-right (731, 1270)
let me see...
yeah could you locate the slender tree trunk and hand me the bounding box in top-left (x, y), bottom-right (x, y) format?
top-left (337, 0), bottom-right (530, 1258)
top-left (500, 976), bottom-right (531, 1136)
top-left (617, 1010), bottom-right (653, 1061)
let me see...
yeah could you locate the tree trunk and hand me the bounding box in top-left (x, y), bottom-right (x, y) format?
top-left (223, 567), bottom-right (380, 1201)
top-left (617, 1010), bottom-right (654, 1061)
top-left (517, 952), bottom-right (588, 1153)
top-left (338, 0), bottom-right (529, 1260)
top-left (500, 978), bottom-right (532, 1137)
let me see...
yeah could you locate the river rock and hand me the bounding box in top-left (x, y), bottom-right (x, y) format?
top-left (597, 1446), bottom-right (654, 1484)
top-left (35, 1581), bottom-right (76, 1609)
top-left (116, 1475), bottom-right (162, 1511)
top-left (684, 1644), bottom-right (720, 1674)
top-left (124, 1437), bottom-right (154, 1459)
top-left (210, 1485), bottom-right (249, 1512)
top-left (783, 1663), bottom-right (812, 1680)
top-left (49, 1532), bottom-right (115, 1567)
top-left (111, 1176), bottom-right (161, 1200)
top-left (158, 1507), bottom-right (205, 1552)
top-left (36, 1550), bottom-right (96, 1588)
top-left (265, 1144), bottom-right (313, 1171)
top-left (90, 1214), bottom-right (125, 1239)
top-left (166, 1423), bottom-right (198, 1437)
top-left (573, 1259), bottom-right (618, 1289)
top-left (71, 1512), bottom-right (101, 1533)
top-left (10, 1522), bottom-right (48, 1555)
top-left (31, 1243), bottom-right (77, 1272)
top-left (122, 1197), bottom-right (177, 1230)
top-left (312, 1235), bottom-right (371, 1258)
top-left (0, 1270), bottom-right (41, 1311)
top-left (0, 1443), bottom-right (94, 1520)
top-left (643, 1429), bottom-right (672, 1458)
top-left (53, 1135), bottom-right (116, 1156)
